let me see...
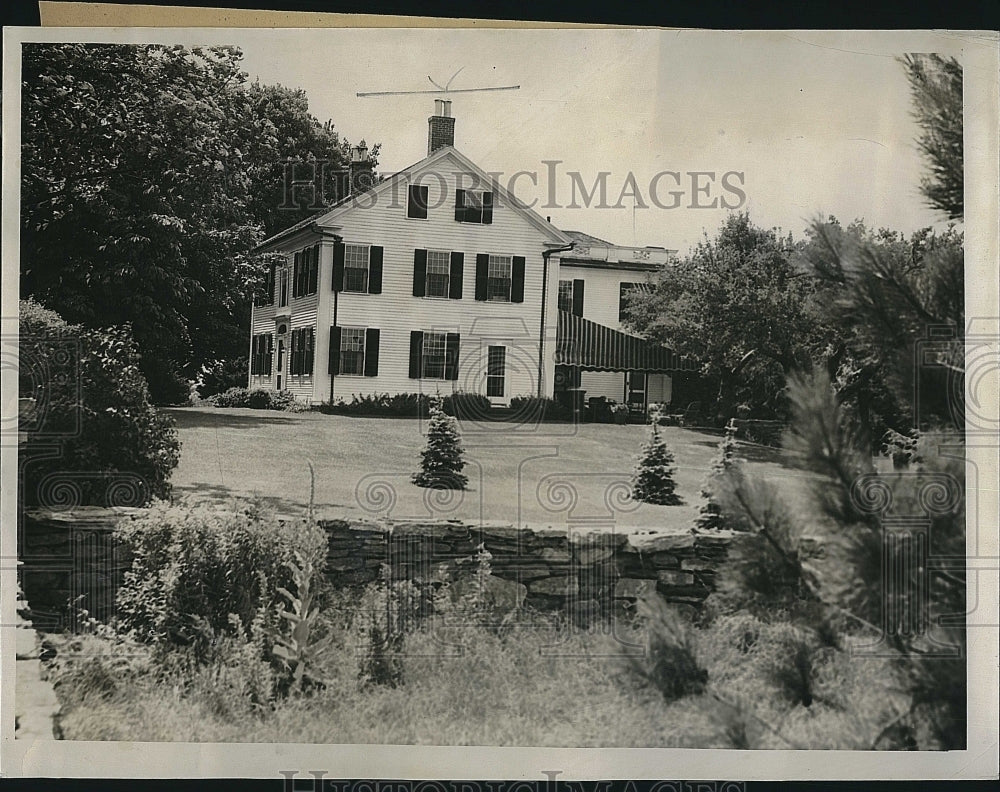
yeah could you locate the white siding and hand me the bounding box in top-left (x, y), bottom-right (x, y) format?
top-left (557, 262), bottom-right (656, 331)
top-left (253, 151), bottom-right (563, 405)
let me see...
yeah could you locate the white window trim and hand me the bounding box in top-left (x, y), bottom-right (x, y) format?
top-left (420, 330), bottom-right (448, 380)
top-left (423, 249), bottom-right (452, 300)
top-left (338, 326), bottom-right (367, 377)
top-left (343, 243), bottom-right (371, 294)
top-left (486, 253), bottom-right (513, 303)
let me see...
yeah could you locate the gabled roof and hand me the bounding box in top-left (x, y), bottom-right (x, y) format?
top-left (255, 145), bottom-right (572, 253)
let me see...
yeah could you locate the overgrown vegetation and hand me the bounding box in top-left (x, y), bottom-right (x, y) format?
top-left (18, 299), bottom-right (180, 506)
top-left (47, 497), bottom-right (924, 747)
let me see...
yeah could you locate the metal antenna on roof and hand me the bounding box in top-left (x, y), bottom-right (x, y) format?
top-left (356, 68), bottom-right (519, 97)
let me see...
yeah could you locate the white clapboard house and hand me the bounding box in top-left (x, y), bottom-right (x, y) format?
top-left (249, 100), bottom-right (695, 412)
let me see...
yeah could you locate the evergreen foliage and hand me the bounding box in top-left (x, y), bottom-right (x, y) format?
top-left (695, 419), bottom-right (742, 530)
top-left (899, 54), bottom-right (963, 221)
top-left (712, 371), bottom-right (966, 749)
top-left (631, 406), bottom-right (682, 505)
top-left (412, 395), bottom-right (468, 490)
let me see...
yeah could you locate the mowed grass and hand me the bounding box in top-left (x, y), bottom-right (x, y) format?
top-left (166, 406), bottom-right (811, 530)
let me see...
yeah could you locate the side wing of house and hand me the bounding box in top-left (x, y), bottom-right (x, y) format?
top-left (553, 249), bottom-right (683, 410)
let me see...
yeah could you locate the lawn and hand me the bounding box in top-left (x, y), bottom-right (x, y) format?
top-left (166, 406), bottom-right (811, 531)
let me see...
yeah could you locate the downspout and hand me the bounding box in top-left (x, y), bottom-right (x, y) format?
top-left (538, 241), bottom-right (576, 398)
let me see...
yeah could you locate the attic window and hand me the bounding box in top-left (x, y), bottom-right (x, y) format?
top-left (407, 184), bottom-right (428, 219)
top-left (455, 189), bottom-right (493, 224)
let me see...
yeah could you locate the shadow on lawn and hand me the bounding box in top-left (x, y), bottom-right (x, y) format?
top-left (164, 406), bottom-right (302, 429)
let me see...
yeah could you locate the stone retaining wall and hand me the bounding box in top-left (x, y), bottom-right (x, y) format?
top-left (19, 508), bottom-right (735, 627)
top-left (318, 518), bottom-right (734, 613)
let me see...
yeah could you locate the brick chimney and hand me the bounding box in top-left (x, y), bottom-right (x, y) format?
top-left (427, 99), bottom-right (455, 155)
top-left (349, 141), bottom-right (373, 195)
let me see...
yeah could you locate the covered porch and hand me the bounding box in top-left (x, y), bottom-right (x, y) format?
top-left (553, 310), bottom-right (700, 422)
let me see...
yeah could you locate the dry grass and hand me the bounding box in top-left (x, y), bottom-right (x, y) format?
top-left (50, 600), bottom-right (903, 748)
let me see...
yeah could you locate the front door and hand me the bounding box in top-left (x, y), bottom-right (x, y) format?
top-left (486, 345), bottom-right (506, 404)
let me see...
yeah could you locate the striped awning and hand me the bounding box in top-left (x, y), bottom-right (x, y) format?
top-left (555, 310), bottom-right (696, 372)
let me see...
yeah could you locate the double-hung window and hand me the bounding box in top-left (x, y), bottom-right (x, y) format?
top-left (425, 251), bottom-right (451, 298)
top-left (339, 328), bottom-right (366, 375)
top-left (421, 331), bottom-right (447, 379)
top-left (343, 244), bottom-right (370, 293)
top-left (487, 255), bottom-right (512, 302)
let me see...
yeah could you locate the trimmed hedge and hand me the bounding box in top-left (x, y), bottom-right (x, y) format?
top-left (315, 392), bottom-right (491, 419)
top-left (211, 387), bottom-right (305, 411)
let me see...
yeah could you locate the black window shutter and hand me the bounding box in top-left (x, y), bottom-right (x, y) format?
top-left (482, 191), bottom-right (494, 225)
top-left (306, 328), bottom-right (314, 374)
top-left (368, 246), bottom-right (383, 294)
top-left (290, 330), bottom-right (297, 375)
top-left (407, 184), bottom-right (428, 219)
top-left (310, 244), bottom-right (320, 293)
top-left (475, 254), bottom-right (489, 301)
top-left (251, 336), bottom-right (258, 375)
top-left (454, 189), bottom-right (466, 222)
top-left (293, 252), bottom-right (301, 298)
top-left (445, 333), bottom-right (460, 381)
top-left (332, 242), bottom-right (345, 292)
top-left (412, 249), bottom-right (427, 297)
top-left (329, 326), bottom-right (341, 374)
top-left (408, 331), bottom-right (424, 379)
top-left (511, 256), bottom-right (526, 303)
top-left (266, 334), bottom-right (273, 375)
top-left (572, 278), bottom-right (585, 316)
top-left (449, 252), bottom-right (464, 300)
top-left (364, 328), bottom-right (380, 377)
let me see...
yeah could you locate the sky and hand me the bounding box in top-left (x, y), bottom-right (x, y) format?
top-left (231, 30), bottom-right (959, 253)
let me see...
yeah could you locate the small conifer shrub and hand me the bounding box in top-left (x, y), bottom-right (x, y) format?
top-left (695, 419), bottom-right (741, 530)
top-left (631, 406), bottom-right (682, 505)
top-left (412, 394), bottom-right (468, 490)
